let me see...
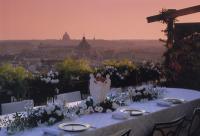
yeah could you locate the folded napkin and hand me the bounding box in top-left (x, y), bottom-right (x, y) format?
top-left (43, 128), bottom-right (62, 136)
top-left (112, 112), bottom-right (129, 120)
top-left (157, 100), bottom-right (172, 107)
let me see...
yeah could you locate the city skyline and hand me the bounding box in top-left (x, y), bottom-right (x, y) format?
top-left (0, 0), bottom-right (200, 40)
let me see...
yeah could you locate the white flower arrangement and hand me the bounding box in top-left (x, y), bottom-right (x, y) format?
top-left (5, 104), bottom-right (64, 135)
top-left (51, 79), bottom-right (59, 84)
top-left (84, 109), bottom-right (91, 114)
top-left (79, 102), bottom-right (87, 110)
top-left (112, 102), bottom-right (120, 109)
top-left (98, 65), bottom-right (131, 80)
top-left (55, 110), bottom-right (62, 116)
top-left (75, 97), bottom-right (120, 115)
top-left (40, 71), bottom-right (59, 84)
top-left (127, 85), bottom-right (165, 102)
top-left (88, 106), bottom-right (94, 113)
top-left (106, 109), bottom-right (113, 113)
top-left (35, 104), bottom-right (64, 125)
top-left (95, 106), bottom-right (104, 113)
top-left (70, 75), bottom-right (80, 80)
top-left (79, 108), bottom-right (85, 115)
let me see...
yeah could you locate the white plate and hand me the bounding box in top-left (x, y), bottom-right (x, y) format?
top-left (58, 123), bottom-right (90, 132)
top-left (163, 98), bottom-right (185, 104)
top-left (119, 107), bottom-right (145, 116)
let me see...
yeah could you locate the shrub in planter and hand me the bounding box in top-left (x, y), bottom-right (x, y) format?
top-left (56, 58), bottom-right (92, 94)
top-left (28, 71), bottom-right (59, 105)
top-left (0, 64), bottom-right (31, 101)
top-left (94, 59), bottom-right (163, 88)
top-left (138, 61), bottom-right (162, 84)
top-left (95, 59), bottom-right (137, 87)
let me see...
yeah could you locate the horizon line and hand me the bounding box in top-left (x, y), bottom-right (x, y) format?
top-left (0, 38), bottom-right (161, 41)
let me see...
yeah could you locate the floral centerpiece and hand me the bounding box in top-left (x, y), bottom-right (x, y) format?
top-left (4, 104), bottom-right (64, 134)
top-left (76, 97), bottom-right (120, 115)
top-left (126, 85), bottom-right (165, 102)
top-left (40, 70), bottom-right (59, 84)
top-left (1, 97), bottom-right (121, 134)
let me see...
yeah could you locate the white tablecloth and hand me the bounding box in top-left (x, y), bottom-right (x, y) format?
top-left (1, 88), bottom-right (200, 136)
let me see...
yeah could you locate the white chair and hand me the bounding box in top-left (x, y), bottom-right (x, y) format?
top-left (1, 100), bottom-right (34, 115)
top-left (56, 91), bottom-right (82, 103)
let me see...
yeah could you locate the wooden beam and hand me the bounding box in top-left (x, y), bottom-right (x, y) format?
top-left (147, 9), bottom-right (176, 23)
top-left (147, 5), bottom-right (200, 23)
top-left (172, 5), bottom-right (200, 18)
top-left (147, 14), bottom-right (164, 23)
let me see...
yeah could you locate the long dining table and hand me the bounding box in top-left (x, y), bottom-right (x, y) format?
top-left (0, 88), bottom-right (200, 136)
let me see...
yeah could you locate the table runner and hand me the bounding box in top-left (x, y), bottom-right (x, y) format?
top-left (0, 88), bottom-right (200, 136)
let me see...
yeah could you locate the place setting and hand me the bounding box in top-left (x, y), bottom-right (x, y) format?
top-left (43, 121), bottom-right (96, 136)
top-left (157, 97), bottom-right (186, 107)
top-left (120, 107), bottom-right (146, 116)
top-left (58, 122), bottom-right (92, 132)
top-left (111, 106), bottom-right (149, 120)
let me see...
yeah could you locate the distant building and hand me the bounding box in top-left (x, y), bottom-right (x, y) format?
top-left (62, 32), bottom-right (70, 41)
top-left (77, 36), bottom-right (91, 50)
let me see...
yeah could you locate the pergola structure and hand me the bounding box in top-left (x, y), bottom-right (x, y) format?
top-left (147, 5), bottom-right (200, 48)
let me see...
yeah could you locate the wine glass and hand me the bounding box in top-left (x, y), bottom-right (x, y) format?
top-left (24, 101), bottom-right (34, 116)
top-left (46, 97), bottom-right (54, 105)
top-left (69, 112), bottom-right (78, 121)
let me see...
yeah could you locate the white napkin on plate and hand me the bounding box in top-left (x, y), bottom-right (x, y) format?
top-left (112, 112), bottom-right (129, 120)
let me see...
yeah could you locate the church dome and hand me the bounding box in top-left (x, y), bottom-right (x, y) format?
top-left (77, 36), bottom-right (91, 50)
top-left (62, 32), bottom-right (70, 41)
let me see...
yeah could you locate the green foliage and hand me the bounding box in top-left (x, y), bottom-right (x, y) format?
top-left (0, 64), bottom-right (31, 99)
top-left (0, 64), bottom-right (29, 81)
top-left (95, 59), bottom-right (161, 87)
top-left (57, 58), bottom-right (92, 76)
top-left (0, 59), bottom-right (163, 104)
top-left (164, 32), bottom-right (200, 89)
top-left (28, 71), bottom-right (60, 105)
top-left (103, 59), bottom-right (136, 70)
top-left (56, 58), bottom-right (92, 93)
top-left (138, 62), bottom-right (162, 83)
top-left (101, 59), bottom-right (137, 87)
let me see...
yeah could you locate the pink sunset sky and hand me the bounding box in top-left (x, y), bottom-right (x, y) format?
top-left (0, 0), bottom-right (200, 40)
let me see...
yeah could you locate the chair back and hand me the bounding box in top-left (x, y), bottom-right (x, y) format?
top-left (110, 128), bottom-right (131, 136)
top-left (151, 116), bottom-right (185, 136)
top-left (188, 108), bottom-right (200, 136)
top-left (57, 91), bottom-right (81, 103)
top-left (1, 100), bottom-right (34, 115)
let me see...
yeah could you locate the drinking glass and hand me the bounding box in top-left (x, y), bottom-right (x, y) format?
top-left (47, 97), bottom-right (54, 105)
top-left (24, 101), bottom-right (34, 116)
